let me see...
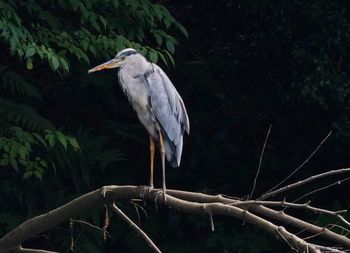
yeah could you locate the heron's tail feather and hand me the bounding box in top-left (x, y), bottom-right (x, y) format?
top-left (163, 134), bottom-right (183, 168)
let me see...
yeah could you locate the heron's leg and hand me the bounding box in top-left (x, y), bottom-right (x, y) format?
top-left (149, 135), bottom-right (155, 188)
top-left (158, 130), bottom-right (166, 202)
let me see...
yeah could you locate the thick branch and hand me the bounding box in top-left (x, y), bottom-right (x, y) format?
top-left (0, 188), bottom-right (103, 253)
top-left (166, 189), bottom-right (350, 247)
top-left (1, 185), bottom-right (349, 253)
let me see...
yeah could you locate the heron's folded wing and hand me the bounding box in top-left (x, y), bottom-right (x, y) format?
top-left (145, 64), bottom-right (189, 146)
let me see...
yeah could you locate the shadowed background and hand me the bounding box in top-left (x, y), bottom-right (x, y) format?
top-left (1, 0), bottom-right (350, 252)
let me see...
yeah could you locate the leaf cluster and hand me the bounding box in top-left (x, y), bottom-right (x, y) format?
top-left (0, 0), bottom-right (187, 251)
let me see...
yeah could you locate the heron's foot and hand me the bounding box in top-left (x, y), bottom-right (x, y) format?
top-left (152, 188), bottom-right (166, 204)
top-left (140, 185), bottom-right (156, 205)
top-left (146, 184), bottom-right (154, 197)
top-left (152, 189), bottom-right (161, 211)
top-left (101, 186), bottom-right (108, 199)
top-left (139, 185), bottom-right (146, 203)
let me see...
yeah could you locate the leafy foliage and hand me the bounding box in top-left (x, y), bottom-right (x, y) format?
top-left (0, 66), bottom-right (41, 99)
top-left (0, 126), bottom-right (80, 180)
top-left (0, 0), bottom-right (185, 176)
top-left (0, 0), bottom-right (188, 252)
top-left (0, 0), bottom-right (186, 72)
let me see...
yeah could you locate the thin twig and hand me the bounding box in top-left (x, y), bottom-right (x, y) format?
top-left (327, 224), bottom-right (350, 236)
top-left (131, 200), bottom-right (149, 220)
top-left (294, 215), bottom-right (322, 237)
top-left (70, 219), bottom-right (111, 238)
top-left (249, 124), bottom-right (272, 199)
top-left (293, 177), bottom-right (350, 203)
top-left (234, 200), bottom-right (350, 228)
top-left (69, 219), bottom-right (73, 251)
top-left (259, 167), bottom-right (350, 200)
top-left (308, 244), bottom-right (345, 253)
top-left (10, 246), bottom-right (59, 253)
top-left (209, 213), bottom-right (215, 232)
top-left (263, 131), bottom-right (332, 196)
top-left (132, 201), bottom-right (141, 226)
top-left (275, 227), bottom-right (297, 251)
top-left (276, 226), bottom-right (345, 253)
top-left (111, 202), bottom-right (161, 253)
top-left (103, 204), bottom-right (110, 241)
top-left (302, 230), bottom-right (327, 241)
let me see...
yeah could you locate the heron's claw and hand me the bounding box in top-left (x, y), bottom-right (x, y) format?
top-left (101, 186), bottom-right (108, 198)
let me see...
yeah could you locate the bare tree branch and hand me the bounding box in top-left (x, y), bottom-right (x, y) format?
top-left (264, 131), bottom-right (332, 195)
top-left (166, 189), bottom-right (350, 247)
top-left (111, 202), bottom-right (161, 253)
top-left (1, 185), bottom-right (349, 253)
top-left (293, 177), bottom-right (350, 203)
top-left (250, 124), bottom-right (272, 199)
top-left (0, 188), bottom-right (103, 253)
top-left (235, 200), bottom-right (350, 228)
top-left (259, 168), bottom-right (350, 200)
top-left (10, 246), bottom-right (59, 253)
top-left (70, 219), bottom-right (111, 237)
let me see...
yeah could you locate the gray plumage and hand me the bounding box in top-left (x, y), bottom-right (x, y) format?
top-left (116, 48), bottom-right (189, 167)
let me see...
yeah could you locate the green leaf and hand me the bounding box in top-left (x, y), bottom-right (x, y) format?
top-left (22, 171), bottom-right (33, 180)
top-left (51, 56), bottom-right (60, 71)
top-left (68, 137), bottom-right (80, 151)
top-left (9, 143), bottom-right (17, 162)
top-left (18, 145), bottom-right (27, 160)
top-left (177, 24), bottom-right (188, 37)
top-left (154, 34), bottom-right (162, 46)
top-left (166, 40), bottom-right (175, 54)
top-left (164, 18), bottom-right (171, 29)
top-left (25, 46), bottom-right (36, 58)
top-left (33, 170), bottom-right (42, 179)
top-left (148, 50), bottom-right (158, 63)
top-left (46, 134), bottom-right (55, 148)
top-left (158, 51), bottom-right (168, 66)
top-left (163, 50), bottom-right (175, 66)
top-left (33, 133), bottom-right (47, 148)
top-left (26, 58), bottom-right (33, 70)
top-left (10, 158), bottom-right (18, 170)
top-left (57, 134), bottom-right (68, 150)
top-left (99, 15), bottom-right (107, 29)
top-left (59, 58), bottom-right (69, 72)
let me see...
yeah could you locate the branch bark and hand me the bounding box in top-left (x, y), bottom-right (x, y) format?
top-left (259, 167), bottom-right (350, 200)
top-left (111, 202), bottom-right (161, 253)
top-left (167, 189), bottom-right (350, 248)
top-left (0, 185), bottom-right (349, 253)
top-left (10, 246), bottom-right (59, 253)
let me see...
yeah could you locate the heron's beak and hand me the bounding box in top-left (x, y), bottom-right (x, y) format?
top-left (88, 58), bottom-right (124, 73)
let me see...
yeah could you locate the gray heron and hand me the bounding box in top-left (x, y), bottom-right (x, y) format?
top-left (88, 48), bottom-right (190, 200)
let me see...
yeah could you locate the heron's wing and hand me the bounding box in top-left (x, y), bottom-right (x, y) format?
top-left (145, 64), bottom-right (189, 140)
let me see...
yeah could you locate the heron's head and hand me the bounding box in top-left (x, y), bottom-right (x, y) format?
top-left (88, 48), bottom-right (139, 73)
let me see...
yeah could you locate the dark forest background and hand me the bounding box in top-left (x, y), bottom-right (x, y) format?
top-left (1, 0), bottom-right (350, 252)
